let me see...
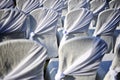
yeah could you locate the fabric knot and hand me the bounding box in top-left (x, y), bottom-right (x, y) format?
top-left (55, 72), bottom-right (65, 80)
top-left (109, 68), bottom-right (118, 80)
top-left (30, 32), bottom-right (35, 40)
top-left (63, 30), bottom-right (68, 35)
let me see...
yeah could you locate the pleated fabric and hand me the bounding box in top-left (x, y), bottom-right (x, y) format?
top-left (29, 8), bottom-right (59, 58)
top-left (0, 8), bottom-right (28, 41)
top-left (55, 37), bottom-right (107, 80)
top-left (68, 0), bottom-right (90, 12)
top-left (93, 9), bottom-right (120, 53)
top-left (0, 39), bottom-right (47, 80)
top-left (61, 8), bottom-right (93, 43)
top-left (0, 0), bottom-right (14, 9)
top-left (15, 0), bottom-right (40, 14)
top-left (104, 35), bottom-right (120, 80)
top-left (43, 0), bottom-right (64, 14)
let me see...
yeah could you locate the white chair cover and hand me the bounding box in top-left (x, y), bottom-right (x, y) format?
top-left (29, 8), bottom-right (59, 59)
top-left (104, 36), bottom-right (120, 80)
top-left (90, 0), bottom-right (107, 15)
top-left (68, 0), bottom-right (90, 12)
top-left (0, 8), bottom-right (28, 40)
top-left (109, 0), bottom-right (120, 9)
top-left (16, 0), bottom-right (40, 14)
top-left (61, 8), bottom-right (93, 42)
top-left (93, 9), bottom-right (120, 36)
top-left (0, 39), bottom-right (47, 80)
top-left (0, 0), bottom-right (14, 9)
top-left (93, 9), bottom-right (120, 53)
top-left (43, 0), bottom-right (64, 14)
top-left (55, 37), bottom-right (107, 80)
top-left (89, 0), bottom-right (107, 28)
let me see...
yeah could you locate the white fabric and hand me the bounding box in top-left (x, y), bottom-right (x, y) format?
top-left (55, 37), bottom-right (107, 80)
top-left (68, 0), bottom-right (90, 12)
top-left (43, 0), bottom-right (64, 14)
top-left (0, 0), bottom-right (14, 9)
top-left (109, 67), bottom-right (118, 80)
top-left (16, 0), bottom-right (40, 14)
top-left (0, 39), bottom-right (47, 80)
top-left (62, 8), bottom-right (93, 40)
top-left (109, 0), bottom-right (120, 9)
top-left (0, 8), bottom-right (27, 34)
top-left (90, 0), bottom-right (107, 15)
top-left (93, 9), bottom-right (120, 36)
top-left (29, 8), bottom-right (59, 58)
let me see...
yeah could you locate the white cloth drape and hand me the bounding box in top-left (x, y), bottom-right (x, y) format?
top-left (63, 8), bottom-right (93, 36)
top-left (68, 0), bottom-right (90, 12)
top-left (0, 40), bottom-right (47, 80)
top-left (93, 9), bottom-right (120, 37)
top-left (55, 37), bottom-right (107, 80)
top-left (0, 0), bottom-right (14, 9)
top-left (43, 0), bottom-right (64, 14)
top-left (109, 0), bottom-right (120, 9)
top-left (0, 8), bottom-right (27, 34)
top-left (16, 0), bottom-right (40, 14)
top-left (29, 8), bottom-right (59, 58)
top-left (90, 0), bottom-right (107, 15)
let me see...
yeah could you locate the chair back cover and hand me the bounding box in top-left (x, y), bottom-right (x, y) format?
top-left (29, 8), bottom-right (59, 58)
top-left (0, 39), bottom-right (47, 80)
top-left (93, 9), bottom-right (120, 53)
top-left (0, 8), bottom-right (28, 41)
top-left (109, 0), bottom-right (120, 9)
top-left (16, 0), bottom-right (40, 14)
top-left (104, 35), bottom-right (120, 80)
top-left (0, 0), bottom-right (14, 9)
top-left (61, 8), bottom-right (93, 42)
top-left (43, 0), bottom-right (64, 14)
top-left (68, 0), bottom-right (90, 12)
top-left (90, 0), bottom-right (107, 15)
top-left (55, 37), bottom-right (107, 80)
top-left (89, 0), bottom-right (107, 28)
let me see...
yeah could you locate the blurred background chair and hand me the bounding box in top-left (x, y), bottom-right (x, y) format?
top-left (28, 8), bottom-right (59, 59)
top-left (93, 9), bottom-right (120, 53)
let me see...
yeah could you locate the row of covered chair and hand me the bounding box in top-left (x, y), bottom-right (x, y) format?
top-left (0, 0), bottom-right (120, 80)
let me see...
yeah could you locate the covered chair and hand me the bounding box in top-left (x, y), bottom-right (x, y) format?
top-left (0, 8), bottom-right (28, 41)
top-left (43, 0), bottom-right (64, 29)
top-left (15, 0), bottom-right (41, 14)
top-left (58, 8), bottom-right (93, 45)
top-left (0, 39), bottom-right (47, 80)
top-left (55, 36), bottom-right (107, 80)
top-left (43, 0), bottom-right (64, 14)
top-left (93, 9), bottom-right (120, 53)
top-left (68, 0), bottom-right (90, 12)
top-left (89, 0), bottom-right (107, 28)
top-left (0, 0), bottom-right (15, 9)
top-left (104, 35), bottom-right (120, 80)
top-left (109, 0), bottom-right (120, 9)
top-left (29, 8), bottom-right (59, 59)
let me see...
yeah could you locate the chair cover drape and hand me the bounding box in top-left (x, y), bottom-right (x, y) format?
top-left (43, 0), bottom-right (64, 14)
top-left (0, 8), bottom-right (28, 40)
top-left (55, 37), bottom-right (107, 80)
top-left (64, 8), bottom-right (93, 35)
top-left (104, 36), bottom-right (120, 80)
top-left (16, 0), bottom-right (40, 14)
top-left (0, 0), bottom-right (14, 9)
top-left (109, 0), bottom-right (120, 9)
top-left (90, 0), bottom-right (107, 15)
top-left (29, 8), bottom-right (59, 58)
top-left (0, 39), bottom-right (47, 80)
top-left (93, 9), bottom-right (120, 36)
top-left (68, 0), bottom-right (90, 12)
